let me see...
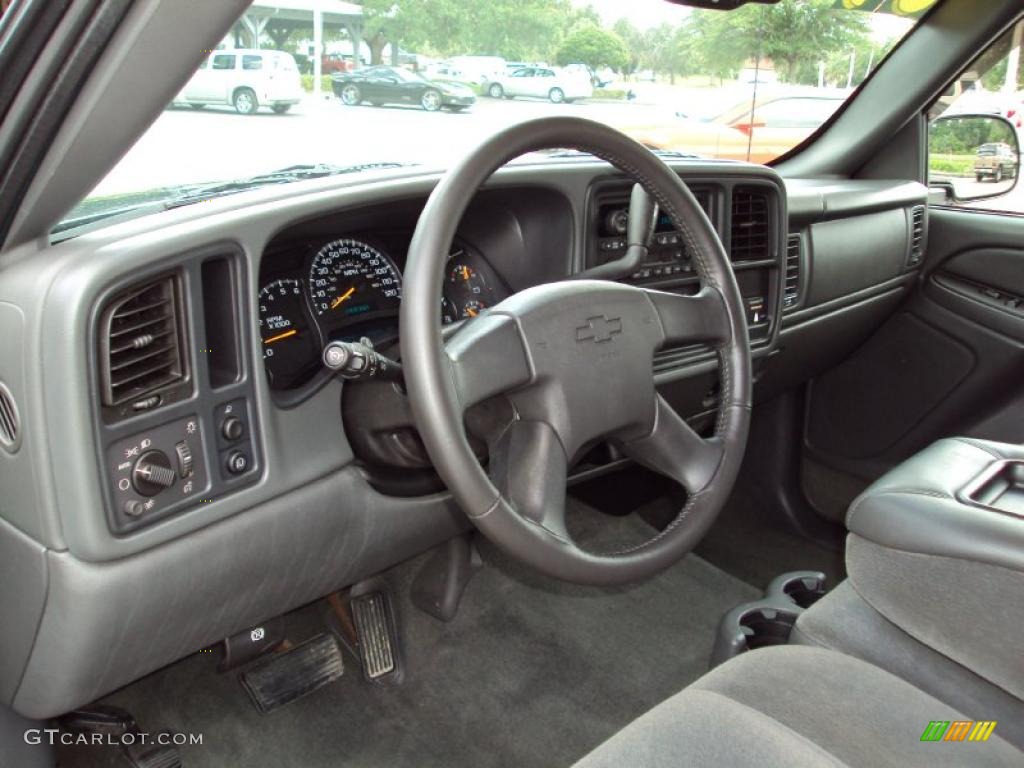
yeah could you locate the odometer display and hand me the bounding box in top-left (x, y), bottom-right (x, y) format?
top-left (308, 239), bottom-right (402, 327)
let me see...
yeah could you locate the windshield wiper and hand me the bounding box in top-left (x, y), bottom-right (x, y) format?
top-left (165, 162), bottom-right (414, 208)
top-left (53, 162), bottom-right (414, 237)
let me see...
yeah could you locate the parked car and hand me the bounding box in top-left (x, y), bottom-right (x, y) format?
top-left (331, 65), bottom-right (476, 112)
top-left (173, 49), bottom-right (302, 115)
top-left (974, 142), bottom-right (1019, 181)
top-left (321, 53), bottom-right (359, 74)
top-left (486, 66), bottom-right (593, 103)
top-left (621, 91), bottom-right (847, 162)
top-left (446, 55), bottom-right (507, 85)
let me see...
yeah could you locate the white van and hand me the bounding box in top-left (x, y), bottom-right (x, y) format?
top-left (174, 49), bottom-right (302, 115)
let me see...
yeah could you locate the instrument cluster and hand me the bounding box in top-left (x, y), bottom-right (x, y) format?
top-left (258, 234), bottom-right (508, 390)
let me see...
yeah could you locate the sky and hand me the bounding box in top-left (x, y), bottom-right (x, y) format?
top-left (574, 0), bottom-right (692, 29)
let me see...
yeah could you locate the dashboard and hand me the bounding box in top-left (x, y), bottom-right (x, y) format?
top-left (258, 234), bottom-right (509, 390)
top-left (0, 157), bottom-right (929, 723)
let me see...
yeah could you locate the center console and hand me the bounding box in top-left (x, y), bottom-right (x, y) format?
top-left (839, 437), bottom-right (1024, 703)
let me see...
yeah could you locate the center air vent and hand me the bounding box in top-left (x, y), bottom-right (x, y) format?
top-left (99, 276), bottom-right (186, 407)
top-left (731, 187), bottom-right (772, 262)
top-left (0, 382), bottom-right (19, 451)
top-left (783, 234), bottom-right (802, 311)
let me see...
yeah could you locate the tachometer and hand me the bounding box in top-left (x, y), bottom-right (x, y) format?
top-left (308, 238), bottom-right (402, 324)
top-left (259, 278), bottom-right (319, 389)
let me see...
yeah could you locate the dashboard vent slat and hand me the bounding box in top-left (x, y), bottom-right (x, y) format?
top-left (730, 188), bottom-right (772, 262)
top-left (0, 383), bottom-right (19, 451)
top-left (783, 234), bottom-right (802, 312)
top-left (99, 277), bottom-right (186, 407)
top-left (908, 205), bottom-right (926, 266)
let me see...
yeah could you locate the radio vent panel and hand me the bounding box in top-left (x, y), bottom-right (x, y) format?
top-left (731, 187), bottom-right (772, 262)
top-left (99, 276), bottom-right (187, 408)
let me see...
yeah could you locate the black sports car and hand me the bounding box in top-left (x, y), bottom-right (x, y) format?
top-left (331, 66), bottom-right (476, 112)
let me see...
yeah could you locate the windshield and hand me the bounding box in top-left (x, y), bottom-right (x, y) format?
top-left (58, 0), bottom-right (930, 234)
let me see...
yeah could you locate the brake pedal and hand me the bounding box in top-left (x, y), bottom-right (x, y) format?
top-left (239, 633), bottom-right (344, 714)
top-left (351, 590), bottom-right (402, 683)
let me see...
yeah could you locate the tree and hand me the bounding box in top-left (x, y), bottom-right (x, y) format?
top-left (688, 0), bottom-right (872, 85)
top-left (555, 24), bottom-right (630, 71)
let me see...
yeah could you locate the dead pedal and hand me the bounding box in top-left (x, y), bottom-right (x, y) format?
top-left (239, 633), bottom-right (343, 714)
top-left (351, 590), bottom-right (402, 683)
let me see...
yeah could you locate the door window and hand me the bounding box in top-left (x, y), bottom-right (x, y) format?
top-left (211, 54), bottom-right (236, 71)
top-left (241, 55), bottom-right (263, 71)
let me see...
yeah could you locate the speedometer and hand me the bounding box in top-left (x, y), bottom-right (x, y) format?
top-left (308, 238), bottom-right (402, 323)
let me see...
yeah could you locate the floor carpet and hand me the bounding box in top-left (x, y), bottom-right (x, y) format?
top-left (58, 508), bottom-right (758, 768)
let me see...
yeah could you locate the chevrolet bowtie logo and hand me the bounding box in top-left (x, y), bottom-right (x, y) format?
top-left (576, 315), bottom-right (623, 343)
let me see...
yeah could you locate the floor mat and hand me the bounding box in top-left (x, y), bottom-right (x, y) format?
top-left (66, 510), bottom-right (757, 768)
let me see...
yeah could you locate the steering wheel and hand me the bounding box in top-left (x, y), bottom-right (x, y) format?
top-left (400, 117), bottom-right (751, 586)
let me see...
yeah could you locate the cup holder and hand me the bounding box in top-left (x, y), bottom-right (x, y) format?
top-left (710, 570), bottom-right (827, 668)
top-left (768, 571), bottom-right (827, 609)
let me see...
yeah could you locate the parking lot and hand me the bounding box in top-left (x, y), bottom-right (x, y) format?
top-left (93, 94), bottom-right (651, 196)
top-left (92, 91), bottom-right (1024, 214)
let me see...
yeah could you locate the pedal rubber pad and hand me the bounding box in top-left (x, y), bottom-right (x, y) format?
top-left (124, 741), bottom-right (182, 768)
top-left (239, 633), bottom-right (343, 714)
top-left (351, 591), bottom-right (400, 682)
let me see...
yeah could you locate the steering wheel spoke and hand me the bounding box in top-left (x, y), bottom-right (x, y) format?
top-left (444, 313), bottom-right (533, 411)
top-left (621, 395), bottom-right (724, 494)
top-left (645, 286), bottom-right (731, 348)
top-left (488, 420), bottom-right (569, 539)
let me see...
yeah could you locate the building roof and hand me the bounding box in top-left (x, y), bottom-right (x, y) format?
top-left (248, 0), bottom-right (362, 22)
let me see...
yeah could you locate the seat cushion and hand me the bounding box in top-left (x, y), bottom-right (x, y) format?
top-left (573, 645), bottom-right (1022, 767)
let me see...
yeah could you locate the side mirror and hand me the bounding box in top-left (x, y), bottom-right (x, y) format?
top-left (928, 113), bottom-right (1019, 204)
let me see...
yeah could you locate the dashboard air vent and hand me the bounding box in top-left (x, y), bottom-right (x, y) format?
top-left (99, 277), bottom-right (185, 406)
top-left (730, 188), bottom-right (772, 262)
top-left (783, 234), bottom-right (802, 312)
top-left (908, 205), bottom-right (925, 266)
top-left (0, 382), bottom-right (19, 451)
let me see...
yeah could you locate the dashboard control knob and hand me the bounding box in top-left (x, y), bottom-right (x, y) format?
top-left (221, 416), bottom-right (245, 442)
top-left (132, 450), bottom-right (176, 496)
top-left (123, 499), bottom-right (145, 517)
top-left (175, 441), bottom-right (194, 477)
top-left (225, 450), bottom-right (249, 476)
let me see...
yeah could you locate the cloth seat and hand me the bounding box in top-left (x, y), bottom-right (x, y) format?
top-left (573, 645), bottom-right (1022, 767)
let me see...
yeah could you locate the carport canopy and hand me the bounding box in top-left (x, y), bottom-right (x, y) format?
top-left (236, 0), bottom-right (365, 94)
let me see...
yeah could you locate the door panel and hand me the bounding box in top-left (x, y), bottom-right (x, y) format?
top-left (803, 206), bottom-right (1024, 515)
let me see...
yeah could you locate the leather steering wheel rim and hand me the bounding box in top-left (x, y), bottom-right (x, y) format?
top-left (400, 116), bottom-right (751, 586)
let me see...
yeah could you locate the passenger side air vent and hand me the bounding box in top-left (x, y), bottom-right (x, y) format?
top-left (907, 205), bottom-right (925, 267)
top-left (730, 187), bottom-right (772, 262)
top-left (0, 382), bottom-right (19, 451)
top-left (783, 234), bottom-right (802, 312)
top-left (99, 276), bottom-right (186, 407)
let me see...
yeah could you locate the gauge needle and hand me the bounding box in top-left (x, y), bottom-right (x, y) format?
top-left (460, 266), bottom-right (470, 281)
top-left (264, 329), bottom-right (297, 345)
top-left (466, 307), bottom-right (478, 318)
top-left (331, 287), bottom-right (355, 309)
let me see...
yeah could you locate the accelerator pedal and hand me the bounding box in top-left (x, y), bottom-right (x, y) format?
top-left (240, 633), bottom-right (343, 714)
top-left (351, 590), bottom-right (402, 683)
